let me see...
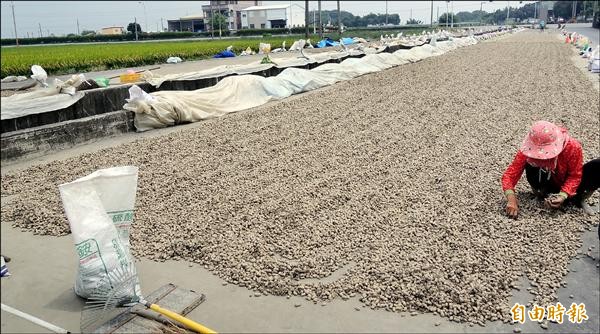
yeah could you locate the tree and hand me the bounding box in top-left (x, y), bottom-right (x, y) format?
top-left (388, 14), bottom-right (400, 25)
top-left (310, 10), bottom-right (399, 27)
top-left (456, 10), bottom-right (485, 22)
top-left (127, 22), bottom-right (142, 34)
top-left (553, 1), bottom-right (593, 20)
top-left (507, 3), bottom-right (536, 21)
top-left (81, 30), bottom-right (95, 36)
top-left (438, 13), bottom-right (459, 24)
top-left (405, 18), bottom-right (423, 25)
top-left (209, 13), bottom-right (227, 34)
top-left (553, 1), bottom-right (574, 19)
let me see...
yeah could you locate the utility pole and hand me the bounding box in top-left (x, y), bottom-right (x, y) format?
top-left (210, 2), bottom-right (214, 39)
top-left (410, 8), bottom-right (413, 22)
top-left (480, 1), bottom-right (484, 26)
top-left (313, 9), bottom-right (316, 34)
top-left (304, 0), bottom-right (309, 38)
top-left (10, 1), bottom-right (19, 46)
top-left (430, 0), bottom-right (434, 27)
top-left (437, 6), bottom-right (440, 25)
top-left (385, 0), bottom-right (388, 25)
top-left (77, 18), bottom-right (80, 35)
top-left (139, 1), bottom-right (148, 32)
top-left (134, 17), bottom-right (138, 41)
top-left (446, 1), bottom-right (449, 28)
top-left (571, 0), bottom-right (576, 21)
top-left (337, 0), bottom-right (341, 35)
top-left (451, 1), bottom-right (454, 28)
top-left (38, 23), bottom-right (42, 37)
top-left (161, 17), bottom-right (164, 32)
top-left (318, 0), bottom-right (322, 38)
top-left (506, 1), bottom-right (510, 22)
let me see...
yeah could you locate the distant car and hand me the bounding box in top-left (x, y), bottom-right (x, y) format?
top-left (558, 17), bottom-right (565, 23)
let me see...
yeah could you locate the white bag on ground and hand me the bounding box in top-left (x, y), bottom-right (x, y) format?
top-left (59, 166), bottom-right (140, 298)
top-left (30, 65), bottom-right (48, 87)
top-left (259, 43), bottom-right (271, 54)
top-left (166, 56), bottom-right (183, 64)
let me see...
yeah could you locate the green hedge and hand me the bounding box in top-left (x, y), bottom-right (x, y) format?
top-left (1, 28), bottom-right (315, 46)
top-left (0, 31), bottom-right (232, 46)
top-left (233, 27), bottom-right (308, 36)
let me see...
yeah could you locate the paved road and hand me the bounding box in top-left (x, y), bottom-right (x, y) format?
top-left (560, 22), bottom-right (599, 46)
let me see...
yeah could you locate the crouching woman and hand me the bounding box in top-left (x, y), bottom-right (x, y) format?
top-left (501, 121), bottom-right (599, 218)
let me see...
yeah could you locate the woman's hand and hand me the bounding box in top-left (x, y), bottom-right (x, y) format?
top-left (545, 193), bottom-right (566, 209)
top-left (506, 194), bottom-right (519, 218)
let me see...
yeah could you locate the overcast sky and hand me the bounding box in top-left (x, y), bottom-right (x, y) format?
top-left (1, 1), bottom-right (534, 38)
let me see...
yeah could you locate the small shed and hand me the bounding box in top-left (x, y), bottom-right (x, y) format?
top-left (167, 14), bottom-right (205, 32)
top-left (98, 26), bottom-right (124, 35)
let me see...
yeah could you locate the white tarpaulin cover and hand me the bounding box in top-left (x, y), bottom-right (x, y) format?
top-left (1, 87), bottom-right (84, 120)
top-left (1, 74), bottom-right (87, 120)
top-left (143, 49), bottom-right (369, 88)
top-left (124, 34), bottom-right (512, 131)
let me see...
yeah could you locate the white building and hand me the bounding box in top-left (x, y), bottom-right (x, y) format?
top-left (202, 1), bottom-right (260, 32)
top-left (240, 4), bottom-right (305, 29)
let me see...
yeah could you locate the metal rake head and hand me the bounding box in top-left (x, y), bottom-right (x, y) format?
top-left (80, 264), bottom-right (142, 333)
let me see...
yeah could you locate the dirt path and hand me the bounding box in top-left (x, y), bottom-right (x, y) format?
top-left (2, 31), bottom-right (598, 325)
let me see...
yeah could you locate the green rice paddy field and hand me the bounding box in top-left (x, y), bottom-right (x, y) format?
top-left (0, 37), bottom-right (299, 77)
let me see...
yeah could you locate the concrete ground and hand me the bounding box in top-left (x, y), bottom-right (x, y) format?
top-left (1, 212), bottom-right (598, 333)
top-left (1, 100), bottom-right (599, 334)
top-left (2, 30), bottom-right (599, 333)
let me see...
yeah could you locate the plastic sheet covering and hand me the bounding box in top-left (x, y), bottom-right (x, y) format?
top-left (143, 49), bottom-right (357, 88)
top-left (1, 74), bottom-right (88, 120)
top-left (1, 86), bottom-right (84, 120)
top-left (142, 63), bottom-right (274, 88)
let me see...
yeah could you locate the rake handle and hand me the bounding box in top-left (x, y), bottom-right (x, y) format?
top-left (146, 303), bottom-right (216, 334)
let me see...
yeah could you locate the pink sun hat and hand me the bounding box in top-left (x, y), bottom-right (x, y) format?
top-left (520, 121), bottom-right (567, 159)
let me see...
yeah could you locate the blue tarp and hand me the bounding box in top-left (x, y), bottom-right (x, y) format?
top-left (341, 37), bottom-right (355, 45)
top-left (316, 38), bottom-right (340, 48)
top-left (213, 50), bottom-right (236, 58)
top-left (316, 37), bottom-right (356, 48)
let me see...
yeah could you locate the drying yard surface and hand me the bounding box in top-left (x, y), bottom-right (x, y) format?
top-left (2, 31), bottom-right (598, 327)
